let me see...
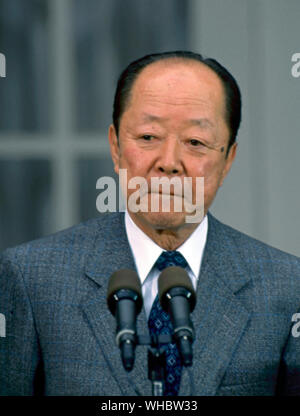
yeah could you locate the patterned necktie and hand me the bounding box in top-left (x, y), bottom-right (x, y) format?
top-left (148, 251), bottom-right (188, 396)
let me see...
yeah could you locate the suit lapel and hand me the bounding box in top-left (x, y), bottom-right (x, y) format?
top-left (179, 214), bottom-right (252, 395)
top-left (81, 213), bottom-right (152, 396)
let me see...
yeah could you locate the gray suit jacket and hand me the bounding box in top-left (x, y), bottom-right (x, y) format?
top-left (0, 212), bottom-right (300, 396)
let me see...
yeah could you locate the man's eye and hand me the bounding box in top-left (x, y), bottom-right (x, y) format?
top-left (141, 135), bottom-right (154, 141)
top-left (190, 139), bottom-right (205, 146)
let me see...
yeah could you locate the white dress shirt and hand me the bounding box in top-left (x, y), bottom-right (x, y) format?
top-left (125, 211), bottom-right (208, 319)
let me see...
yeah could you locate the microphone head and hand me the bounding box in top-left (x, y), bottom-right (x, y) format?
top-left (107, 269), bottom-right (143, 316)
top-left (158, 266), bottom-right (196, 312)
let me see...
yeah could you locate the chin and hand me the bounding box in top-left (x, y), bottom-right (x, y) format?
top-left (136, 211), bottom-right (189, 230)
top-left (127, 193), bottom-right (203, 230)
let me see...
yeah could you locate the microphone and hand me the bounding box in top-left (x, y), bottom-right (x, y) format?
top-left (107, 269), bottom-right (143, 372)
top-left (158, 266), bottom-right (196, 367)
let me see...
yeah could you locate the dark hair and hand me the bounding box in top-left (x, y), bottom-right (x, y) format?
top-left (112, 51), bottom-right (242, 154)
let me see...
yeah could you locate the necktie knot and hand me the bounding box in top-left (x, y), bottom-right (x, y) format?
top-left (155, 251), bottom-right (188, 271)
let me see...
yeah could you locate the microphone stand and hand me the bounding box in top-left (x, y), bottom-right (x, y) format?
top-left (135, 333), bottom-right (175, 396)
top-left (148, 347), bottom-right (166, 396)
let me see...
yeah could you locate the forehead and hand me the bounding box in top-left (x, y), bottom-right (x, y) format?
top-left (127, 59), bottom-right (226, 116)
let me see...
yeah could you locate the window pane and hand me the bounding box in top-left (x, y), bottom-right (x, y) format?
top-left (0, 159), bottom-right (52, 250)
top-left (72, 0), bottom-right (189, 132)
top-left (77, 157), bottom-right (117, 223)
top-left (0, 0), bottom-right (51, 133)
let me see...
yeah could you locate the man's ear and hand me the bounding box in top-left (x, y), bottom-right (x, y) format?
top-left (219, 142), bottom-right (237, 187)
top-left (108, 124), bottom-right (120, 175)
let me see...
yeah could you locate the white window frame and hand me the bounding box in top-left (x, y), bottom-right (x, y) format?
top-left (0, 0), bottom-right (197, 233)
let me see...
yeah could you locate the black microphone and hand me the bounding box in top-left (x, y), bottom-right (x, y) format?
top-left (107, 269), bottom-right (143, 372)
top-left (158, 266), bottom-right (196, 367)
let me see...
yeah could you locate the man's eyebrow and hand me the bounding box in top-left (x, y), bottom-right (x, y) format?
top-left (141, 113), bottom-right (167, 123)
top-left (184, 118), bottom-right (215, 129)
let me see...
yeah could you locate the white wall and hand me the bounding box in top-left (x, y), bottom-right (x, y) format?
top-left (190, 0), bottom-right (300, 256)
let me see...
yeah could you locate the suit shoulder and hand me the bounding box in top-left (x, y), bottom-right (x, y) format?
top-left (1, 212), bottom-right (123, 267)
top-left (209, 214), bottom-right (300, 267)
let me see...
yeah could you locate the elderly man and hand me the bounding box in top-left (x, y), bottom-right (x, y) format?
top-left (0, 51), bottom-right (300, 396)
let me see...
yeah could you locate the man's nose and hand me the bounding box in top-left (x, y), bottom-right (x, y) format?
top-left (155, 137), bottom-right (183, 175)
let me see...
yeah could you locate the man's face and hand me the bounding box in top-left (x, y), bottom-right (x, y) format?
top-left (109, 59), bottom-right (237, 233)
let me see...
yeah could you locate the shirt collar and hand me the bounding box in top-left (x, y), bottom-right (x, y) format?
top-left (125, 211), bottom-right (208, 283)
top-left (176, 215), bottom-right (208, 279)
